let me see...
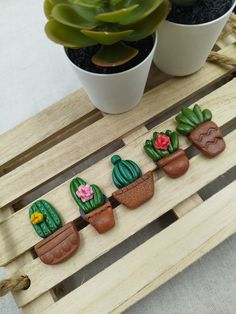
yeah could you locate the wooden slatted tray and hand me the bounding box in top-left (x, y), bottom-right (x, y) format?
top-left (0, 33), bottom-right (236, 313)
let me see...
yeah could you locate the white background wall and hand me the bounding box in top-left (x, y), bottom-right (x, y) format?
top-left (0, 1), bottom-right (82, 135)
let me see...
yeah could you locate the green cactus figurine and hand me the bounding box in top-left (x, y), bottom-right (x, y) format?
top-left (70, 177), bottom-right (105, 214)
top-left (144, 130), bottom-right (189, 178)
top-left (144, 130), bottom-right (179, 162)
top-left (44, 0), bottom-right (171, 66)
top-left (70, 177), bottom-right (115, 233)
top-left (111, 154), bottom-right (154, 209)
top-left (175, 104), bottom-right (225, 158)
top-left (111, 155), bottom-right (142, 189)
top-left (29, 200), bottom-right (62, 238)
top-left (175, 104), bottom-right (212, 135)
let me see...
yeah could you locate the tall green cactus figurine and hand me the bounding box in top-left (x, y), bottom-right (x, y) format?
top-left (70, 177), bottom-right (105, 214)
top-left (111, 155), bottom-right (142, 189)
top-left (29, 200), bottom-right (62, 238)
top-left (144, 130), bottom-right (179, 162)
top-left (176, 104), bottom-right (212, 135)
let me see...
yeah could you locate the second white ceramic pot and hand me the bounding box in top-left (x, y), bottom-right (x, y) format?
top-left (66, 35), bottom-right (157, 114)
top-left (154, 0), bottom-right (236, 76)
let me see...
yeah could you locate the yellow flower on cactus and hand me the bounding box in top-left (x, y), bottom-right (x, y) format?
top-left (31, 212), bottom-right (44, 225)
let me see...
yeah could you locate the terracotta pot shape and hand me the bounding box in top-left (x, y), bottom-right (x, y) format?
top-left (112, 171), bottom-right (154, 209)
top-left (157, 149), bottom-right (189, 178)
top-left (189, 121), bottom-right (225, 157)
top-left (154, 0), bottom-right (236, 76)
top-left (70, 177), bottom-right (116, 233)
top-left (65, 35), bottom-right (157, 114)
top-left (81, 201), bottom-right (115, 234)
top-left (34, 222), bottom-right (79, 265)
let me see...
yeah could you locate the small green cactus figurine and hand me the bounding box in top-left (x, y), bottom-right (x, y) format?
top-left (70, 177), bottom-right (105, 214)
top-left (29, 200), bottom-right (62, 238)
top-left (144, 130), bottom-right (179, 162)
top-left (111, 155), bottom-right (142, 189)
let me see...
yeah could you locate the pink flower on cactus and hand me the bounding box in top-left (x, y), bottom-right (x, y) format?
top-left (76, 184), bottom-right (94, 202)
top-left (155, 134), bottom-right (171, 150)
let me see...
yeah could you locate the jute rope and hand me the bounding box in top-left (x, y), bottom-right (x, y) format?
top-left (208, 51), bottom-right (236, 66)
top-left (0, 276), bottom-right (30, 297)
top-left (207, 13), bottom-right (236, 67)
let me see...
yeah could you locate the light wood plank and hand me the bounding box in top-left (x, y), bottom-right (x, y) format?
top-left (0, 89), bottom-right (95, 168)
top-left (22, 293), bottom-right (55, 314)
top-left (173, 194), bottom-right (203, 218)
top-left (43, 181), bottom-right (236, 314)
top-left (0, 45), bottom-right (235, 208)
top-left (10, 130), bottom-right (236, 307)
top-left (0, 79), bottom-right (235, 267)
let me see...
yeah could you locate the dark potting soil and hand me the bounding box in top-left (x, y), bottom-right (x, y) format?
top-left (167, 0), bottom-right (233, 25)
top-left (67, 36), bottom-right (154, 74)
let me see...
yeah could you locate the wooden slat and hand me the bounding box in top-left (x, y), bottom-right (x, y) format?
top-left (0, 89), bottom-right (95, 169)
top-left (173, 194), bottom-right (203, 218)
top-left (42, 181), bottom-right (236, 314)
top-left (0, 79), bottom-right (235, 267)
top-left (11, 130), bottom-right (236, 307)
top-left (22, 293), bottom-right (55, 314)
top-left (0, 44), bottom-right (235, 208)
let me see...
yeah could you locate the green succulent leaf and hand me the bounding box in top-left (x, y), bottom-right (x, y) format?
top-left (126, 0), bottom-right (170, 41)
top-left (44, 0), bottom-right (54, 19)
top-left (81, 29), bottom-right (134, 45)
top-left (52, 4), bottom-right (99, 29)
top-left (120, 0), bottom-right (165, 25)
top-left (45, 20), bottom-right (98, 47)
top-left (73, 0), bottom-right (102, 8)
top-left (96, 5), bottom-right (139, 23)
top-left (92, 42), bottom-right (138, 67)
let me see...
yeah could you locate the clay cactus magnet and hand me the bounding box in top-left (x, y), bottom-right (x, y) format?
top-left (111, 155), bottom-right (154, 209)
top-left (144, 130), bottom-right (189, 178)
top-left (29, 200), bottom-right (79, 265)
top-left (176, 105), bottom-right (225, 157)
top-left (70, 177), bottom-right (115, 234)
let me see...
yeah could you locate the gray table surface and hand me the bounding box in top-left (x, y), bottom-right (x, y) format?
top-left (0, 1), bottom-right (235, 313)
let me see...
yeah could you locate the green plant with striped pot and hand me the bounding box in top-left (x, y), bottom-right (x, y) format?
top-left (144, 129), bottom-right (179, 162)
top-left (175, 104), bottom-right (212, 135)
top-left (29, 200), bottom-right (62, 238)
top-left (111, 155), bottom-right (142, 189)
top-left (70, 177), bottom-right (105, 214)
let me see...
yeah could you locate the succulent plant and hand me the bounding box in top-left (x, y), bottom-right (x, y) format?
top-left (144, 130), bottom-right (180, 161)
top-left (176, 104), bottom-right (212, 135)
top-left (44, 0), bottom-right (171, 66)
top-left (111, 155), bottom-right (142, 188)
top-left (70, 177), bottom-right (105, 213)
top-left (172, 0), bottom-right (198, 6)
top-left (29, 200), bottom-right (62, 238)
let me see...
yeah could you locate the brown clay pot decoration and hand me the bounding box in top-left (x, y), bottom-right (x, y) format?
top-left (144, 130), bottom-right (189, 178)
top-left (111, 155), bottom-right (154, 209)
top-left (176, 105), bottom-right (225, 157)
top-left (29, 200), bottom-right (79, 265)
top-left (70, 177), bottom-right (115, 234)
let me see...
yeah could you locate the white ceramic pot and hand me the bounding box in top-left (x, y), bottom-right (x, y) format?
top-left (154, 0), bottom-right (236, 76)
top-left (65, 35), bottom-right (157, 114)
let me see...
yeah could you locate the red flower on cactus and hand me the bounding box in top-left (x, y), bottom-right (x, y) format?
top-left (155, 134), bottom-right (171, 150)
